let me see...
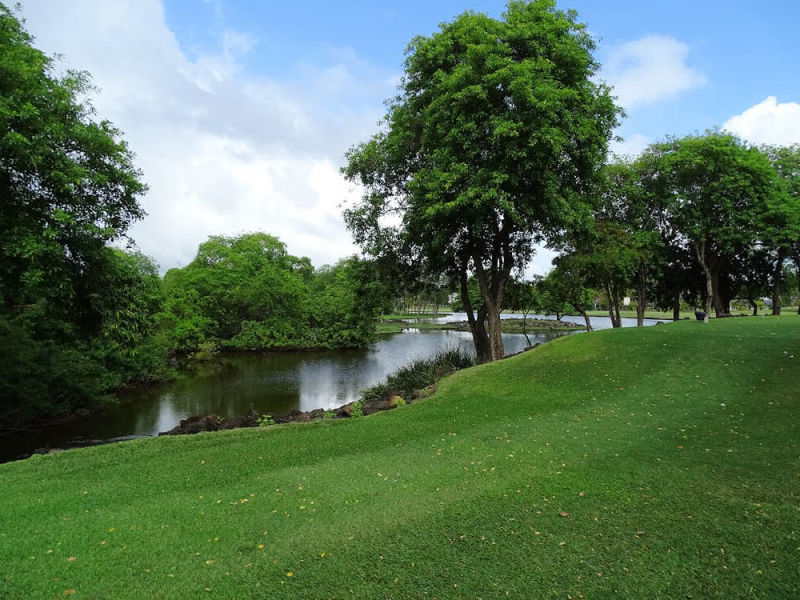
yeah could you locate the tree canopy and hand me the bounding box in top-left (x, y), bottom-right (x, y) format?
top-left (0, 5), bottom-right (147, 331)
top-left (344, 0), bottom-right (620, 362)
top-left (159, 233), bottom-right (386, 352)
top-left (639, 132), bottom-right (787, 319)
top-left (0, 5), bottom-right (160, 428)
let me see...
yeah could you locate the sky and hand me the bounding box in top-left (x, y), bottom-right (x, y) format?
top-left (16, 0), bottom-right (800, 274)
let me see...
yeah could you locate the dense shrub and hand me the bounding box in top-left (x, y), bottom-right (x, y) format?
top-left (360, 348), bottom-right (474, 404)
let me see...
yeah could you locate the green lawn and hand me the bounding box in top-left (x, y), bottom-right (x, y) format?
top-left (2, 317), bottom-right (798, 598)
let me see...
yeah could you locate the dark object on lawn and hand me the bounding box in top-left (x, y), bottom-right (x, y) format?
top-left (695, 311), bottom-right (707, 321)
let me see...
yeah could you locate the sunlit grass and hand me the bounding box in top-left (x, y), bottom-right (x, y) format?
top-left (1, 316), bottom-right (798, 598)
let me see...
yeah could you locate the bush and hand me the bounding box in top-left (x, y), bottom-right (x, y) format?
top-left (0, 315), bottom-right (114, 428)
top-left (359, 348), bottom-right (474, 404)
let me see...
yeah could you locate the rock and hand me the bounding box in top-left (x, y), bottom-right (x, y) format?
top-left (336, 403), bottom-right (356, 417)
top-left (293, 412), bottom-right (313, 423)
top-left (223, 415), bottom-right (245, 429)
top-left (363, 399), bottom-right (392, 415)
top-left (160, 415), bottom-right (222, 436)
top-left (388, 395), bottom-right (405, 408)
top-left (308, 409), bottom-right (326, 420)
top-left (242, 407), bottom-right (261, 427)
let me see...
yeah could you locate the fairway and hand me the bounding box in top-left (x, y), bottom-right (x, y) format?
top-left (1, 316), bottom-right (798, 599)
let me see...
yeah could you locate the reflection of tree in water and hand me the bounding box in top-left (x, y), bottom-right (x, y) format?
top-left (2, 331), bottom-right (572, 461)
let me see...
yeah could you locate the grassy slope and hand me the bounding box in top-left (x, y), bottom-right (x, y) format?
top-left (1, 317), bottom-right (798, 599)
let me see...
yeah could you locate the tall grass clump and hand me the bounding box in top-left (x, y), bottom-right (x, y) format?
top-left (360, 347), bottom-right (474, 403)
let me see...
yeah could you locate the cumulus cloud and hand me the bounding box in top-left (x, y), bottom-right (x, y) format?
top-left (601, 35), bottom-right (706, 109)
top-left (609, 133), bottom-right (651, 159)
top-left (722, 96), bottom-right (800, 146)
top-left (18, 0), bottom-right (394, 271)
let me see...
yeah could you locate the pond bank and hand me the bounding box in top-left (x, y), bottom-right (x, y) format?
top-left (378, 316), bottom-right (584, 334)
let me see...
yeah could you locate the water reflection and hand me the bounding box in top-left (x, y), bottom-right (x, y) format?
top-left (0, 328), bottom-right (567, 461)
top-left (406, 312), bottom-right (666, 330)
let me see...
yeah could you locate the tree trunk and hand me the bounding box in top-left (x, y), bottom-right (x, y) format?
top-left (711, 267), bottom-right (725, 317)
top-left (485, 300), bottom-right (504, 361)
top-left (472, 251), bottom-right (508, 362)
top-left (694, 240), bottom-right (712, 322)
top-left (772, 247), bottom-right (784, 315)
top-left (672, 289), bottom-right (681, 321)
top-left (460, 270), bottom-right (491, 363)
top-left (636, 264), bottom-right (646, 327)
top-left (606, 283), bottom-right (622, 328)
top-left (605, 284), bottom-right (617, 327)
top-left (580, 309), bottom-right (592, 332)
top-left (749, 298), bottom-right (758, 316)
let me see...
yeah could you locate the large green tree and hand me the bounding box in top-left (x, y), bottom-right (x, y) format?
top-left (160, 233), bottom-right (311, 351)
top-left (760, 144), bottom-right (800, 314)
top-left (0, 6), bottom-right (154, 427)
top-left (160, 233), bottom-right (384, 352)
top-left (641, 132), bottom-right (785, 320)
top-left (344, 0), bottom-right (619, 362)
top-left (0, 5), bottom-right (146, 330)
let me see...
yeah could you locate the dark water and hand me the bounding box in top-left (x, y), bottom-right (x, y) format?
top-left (0, 329), bottom-right (568, 462)
top-left (1, 316), bottom-right (667, 462)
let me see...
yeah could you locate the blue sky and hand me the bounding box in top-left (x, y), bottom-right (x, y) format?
top-left (161, 0), bottom-right (800, 150)
top-left (18, 0), bottom-right (800, 272)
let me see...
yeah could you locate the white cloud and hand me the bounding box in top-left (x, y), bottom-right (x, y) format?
top-left (526, 246), bottom-right (558, 277)
top-left (602, 35), bottom-right (706, 109)
top-left (722, 96), bottom-right (800, 146)
top-left (18, 0), bottom-right (393, 271)
top-left (609, 133), bottom-right (651, 158)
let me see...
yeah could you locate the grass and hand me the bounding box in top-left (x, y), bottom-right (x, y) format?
top-left (1, 316), bottom-right (798, 598)
top-left (583, 309), bottom-right (760, 320)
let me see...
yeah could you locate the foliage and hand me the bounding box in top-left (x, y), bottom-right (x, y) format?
top-left (307, 257), bottom-right (387, 348)
top-left (639, 132), bottom-right (786, 317)
top-left (543, 255), bottom-right (594, 328)
top-left (159, 233), bottom-right (310, 351)
top-left (257, 414), bottom-right (276, 427)
top-left (0, 5), bottom-right (146, 333)
top-left (344, 0), bottom-right (620, 362)
top-left (0, 7), bottom-right (162, 428)
top-left (0, 314), bottom-right (112, 427)
top-left (360, 347), bottom-right (474, 404)
top-left (159, 234), bottom-right (384, 352)
top-left (0, 247), bottom-right (168, 429)
top-left (503, 277), bottom-right (542, 317)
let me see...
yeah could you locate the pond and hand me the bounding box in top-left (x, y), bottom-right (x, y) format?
top-left (0, 315), bottom-right (665, 462)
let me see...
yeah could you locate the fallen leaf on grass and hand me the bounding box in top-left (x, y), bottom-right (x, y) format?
top-left (559, 512), bottom-right (569, 518)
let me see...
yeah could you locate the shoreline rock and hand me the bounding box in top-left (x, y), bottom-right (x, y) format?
top-left (157, 392), bottom-right (419, 437)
